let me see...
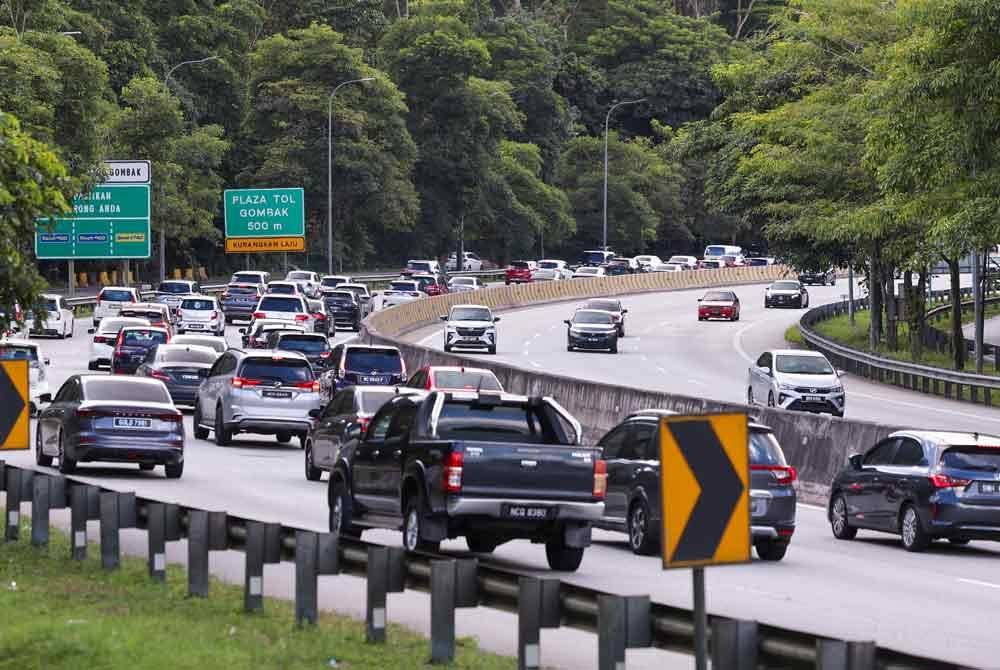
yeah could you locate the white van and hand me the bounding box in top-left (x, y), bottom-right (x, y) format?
top-left (703, 244), bottom-right (743, 259)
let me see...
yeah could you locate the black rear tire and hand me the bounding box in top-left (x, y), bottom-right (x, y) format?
top-left (545, 537), bottom-right (584, 571)
top-left (276, 431), bottom-right (291, 444)
top-left (57, 432), bottom-right (76, 474)
top-left (610, 339), bottom-right (618, 354)
top-left (193, 403), bottom-right (209, 439)
top-left (754, 539), bottom-right (788, 561)
top-left (214, 406), bottom-right (232, 446)
top-left (329, 476), bottom-right (362, 538)
top-left (830, 494), bottom-right (857, 540)
top-left (305, 442), bottom-right (322, 481)
top-left (35, 429), bottom-right (53, 467)
top-left (139, 463), bottom-right (156, 471)
top-left (165, 461), bottom-right (184, 479)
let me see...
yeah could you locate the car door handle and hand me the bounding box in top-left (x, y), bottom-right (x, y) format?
top-left (371, 450), bottom-right (381, 458)
top-left (393, 449), bottom-right (401, 457)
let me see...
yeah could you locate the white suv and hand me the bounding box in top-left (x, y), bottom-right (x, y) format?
top-left (93, 286), bottom-right (140, 326)
top-left (252, 294), bottom-right (314, 331)
top-left (747, 349), bottom-right (845, 418)
top-left (176, 295), bottom-right (225, 336)
top-left (441, 304), bottom-right (499, 354)
top-left (285, 270), bottom-right (320, 298)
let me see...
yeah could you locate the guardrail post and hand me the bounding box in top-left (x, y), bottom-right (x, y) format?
top-left (5, 467), bottom-right (21, 541)
top-left (187, 509), bottom-right (210, 597)
top-left (945, 381), bottom-right (952, 399)
top-left (70, 485), bottom-right (88, 559)
top-left (118, 491), bottom-right (136, 529)
top-left (263, 522), bottom-right (282, 564)
top-left (18, 469), bottom-right (33, 503)
top-left (147, 502), bottom-right (166, 582)
top-left (539, 579), bottom-right (561, 629)
top-left (366, 546), bottom-right (388, 642)
top-left (99, 491), bottom-right (120, 570)
top-left (208, 511), bottom-right (228, 550)
top-left (971, 386), bottom-right (979, 403)
top-left (430, 559), bottom-right (456, 664)
top-left (295, 530), bottom-right (318, 626)
top-left (386, 546), bottom-right (406, 593)
top-left (244, 521), bottom-right (265, 612)
top-left (598, 594), bottom-right (626, 670)
top-left (30, 475), bottom-right (50, 547)
top-left (518, 577), bottom-right (542, 670)
top-left (711, 618), bottom-right (757, 670)
top-left (625, 595), bottom-right (651, 649)
top-left (48, 475), bottom-right (66, 510)
top-left (847, 641), bottom-right (876, 669)
top-left (317, 532), bottom-right (340, 576)
top-left (164, 503), bottom-right (181, 541)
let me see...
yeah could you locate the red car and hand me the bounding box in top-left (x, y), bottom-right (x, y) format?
top-left (412, 273), bottom-right (449, 297)
top-left (505, 260), bottom-right (534, 285)
top-left (697, 290), bottom-right (741, 321)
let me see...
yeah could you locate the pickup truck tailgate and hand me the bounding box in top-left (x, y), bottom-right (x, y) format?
top-left (458, 442), bottom-right (600, 502)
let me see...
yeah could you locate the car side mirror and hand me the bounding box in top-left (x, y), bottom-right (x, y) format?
top-left (563, 319), bottom-right (571, 325)
top-left (238, 328), bottom-right (246, 334)
top-left (848, 453), bottom-right (863, 470)
top-left (493, 317), bottom-right (500, 322)
top-left (622, 309), bottom-right (628, 314)
top-left (697, 298), bottom-right (703, 302)
top-left (44, 358), bottom-right (50, 366)
top-left (308, 408), bottom-right (322, 419)
top-left (836, 369), bottom-right (845, 378)
top-left (87, 327), bottom-right (96, 334)
top-left (439, 315), bottom-right (448, 321)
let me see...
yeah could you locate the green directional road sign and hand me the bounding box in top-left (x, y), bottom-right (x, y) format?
top-left (35, 184), bottom-right (151, 259)
top-left (224, 187), bottom-right (305, 238)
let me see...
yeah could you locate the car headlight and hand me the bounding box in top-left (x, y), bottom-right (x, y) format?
top-left (778, 382), bottom-right (796, 391)
top-left (833, 385), bottom-right (844, 394)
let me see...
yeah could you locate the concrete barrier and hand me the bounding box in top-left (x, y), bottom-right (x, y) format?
top-left (361, 265), bottom-right (901, 502)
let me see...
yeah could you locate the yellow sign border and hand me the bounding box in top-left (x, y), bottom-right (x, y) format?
top-left (0, 359), bottom-right (30, 450)
top-left (225, 236), bottom-right (305, 253)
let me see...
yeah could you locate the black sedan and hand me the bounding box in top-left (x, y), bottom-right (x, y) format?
top-left (829, 430), bottom-right (1000, 551)
top-left (271, 332), bottom-right (332, 371)
top-left (110, 327), bottom-right (170, 375)
top-left (565, 309), bottom-right (619, 353)
top-left (35, 375), bottom-right (185, 477)
top-left (764, 280), bottom-right (810, 308)
top-left (135, 344), bottom-right (217, 407)
top-left (798, 268), bottom-right (836, 285)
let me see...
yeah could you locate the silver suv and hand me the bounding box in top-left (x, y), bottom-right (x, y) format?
top-left (193, 349), bottom-right (321, 447)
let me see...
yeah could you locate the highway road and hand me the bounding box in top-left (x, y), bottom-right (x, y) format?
top-left (3, 277), bottom-right (999, 668)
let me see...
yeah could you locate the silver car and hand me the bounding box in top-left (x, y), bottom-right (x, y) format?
top-left (748, 349), bottom-right (846, 417)
top-left (193, 349), bottom-right (321, 447)
top-left (176, 295), bottom-right (225, 336)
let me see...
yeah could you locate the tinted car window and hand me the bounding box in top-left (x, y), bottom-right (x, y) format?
top-left (181, 298), bottom-right (215, 310)
top-left (432, 371), bottom-right (502, 391)
top-left (771, 282), bottom-right (801, 290)
top-left (344, 349), bottom-right (403, 373)
top-left (756, 352), bottom-right (772, 368)
top-left (510, 261), bottom-right (531, 269)
top-left (239, 359), bottom-right (313, 384)
top-left (892, 439), bottom-right (926, 466)
top-left (0, 345), bottom-right (38, 361)
top-left (436, 403), bottom-right (559, 444)
top-left (864, 439), bottom-right (898, 465)
top-left (325, 292), bottom-right (356, 302)
top-left (122, 330), bottom-right (168, 346)
top-left (160, 348), bottom-right (217, 365)
top-left (100, 289), bottom-right (135, 302)
top-left (386, 405), bottom-right (417, 440)
top-left (359, 390), bottom-right (397, 414)
top-left (749, 431), bottom-right (787, 466)
top-left (389, 281), bottom-right (418, 291)
top-left (451, 307), bottom-right (491, 321)
top-left (287, 272), bottom-right (312, 280)
top-left (703, 291), bottom-right (735, 301)
top-left (259, 297), bottom-right (303, 312)
top-left (157, 282), bottom-right (191, 294)
top-left (572, 311), bottom-right (613, 325)
top-left (266, 284), bottom-right (297, 294)
top-left (227, 285), bottom-right (258, 295)
top-left (278, 335), bottom-right (330, 353)
top-left (83, 379), bottom-right (171, 403)
top-left (584, 300), bottom-right (620, 312)
top-left (940, 447), bottom-right (1000, 471)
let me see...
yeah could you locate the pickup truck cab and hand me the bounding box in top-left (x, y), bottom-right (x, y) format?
top-left (327, 391), bottom-right (604, 571)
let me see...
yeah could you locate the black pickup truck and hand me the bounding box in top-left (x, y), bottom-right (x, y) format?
top-left (326, 391), bottom-right (606, 571)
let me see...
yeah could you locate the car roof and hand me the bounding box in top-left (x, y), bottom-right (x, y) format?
top-left (584, 298), bottom-right (621, 305)
top-left (121, 326), bottom-right (168, 333)
top-left (81, 374), bottom-right (164, 388)
top-left (423, 365), bottom-right (495, 374)
top-left (228, 282), bottom-right (259, 288)
top-left (574, 309), bottom-right (612, 317)
top-left (154, 343), bottom-right (216, 355)
top-left (452, 304), bottom-right (490, 310)
top-left (243, 349), bottom-right (310, 361)
top-left (344, 344), bottom-right (401, 353)
top-left (337, 282), bottom-right (367, 289)
top-left (772, 349), bottom-right (825, 358)
top-left (277, 331), bottom-right (325, 339)
top-left (891, 430), bottom-right (1000, 447)
top-left (131, 302), bottom-right (169, 310)
top-left (99, 317), bottom-right (149, 328)
top-left (100, 285), bottom-right (137, 292)
top-left (0, 339), bottom-right (39, 350)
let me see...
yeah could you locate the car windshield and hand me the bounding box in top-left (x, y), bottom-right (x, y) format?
top-left (407, 262), bottom-right (432, 272)
top-left (703, 292), bottom-right (734, 301)
top-left (160, 348), bottom-right (217, 365)
top-left (239, 359), bottom-right (313, 384)
top-left (259, 297), bottom-right (302, 312)
top-left (100, 289), bottom-right (134, 302)
top-left (433, 371), bottom-right (502, 391)
top-left (84, 378), bottom-right (171, 403)
top-left (538, 261), bottom-right (558, 269)
top-left (286, 272), bottom-right (311, 280)
top-left (451, 307), bottom-right (491, 321)
top-left (122, 330), bottom-right (167, 347)
top-left (749, 430), bottom-right (787, 466)
top-left (157, 282), bottom-right (190, 294)
top-left (278, 335), bottom-right (330, 353)
top-left (345, 349), bottom-right (403, 373)
top-left (227, 285), bottom-right (257, 295)
top-left (940, 447), bottom-right (1000, 472)
top-left (510, 261), bottom-right (531, 269)
top-left (181, 298), bottom-right (215, 310)
top-left (775, 354), bottom-right (834, 375)
top-left (584, 300), bottom-right (619, 312)
top-left (0, 345), bottom-right (37, 361)
top-left (771, 282), bottom-right (800, 290)
top-left (577, 268), bottom-right (599, 275)
top-left (668, 256), bottom-right (689, 263)
top-left (45, 299), bottom-right (59, 311)
top-left (705, 246), bottom-right (728, 257)
top-left (414, 276), bottom-right (435, 288)
top-left (321, 277), bottom-right (346, 287)
top-left (267, 284), bottom-right (296, 294)
top-left (359, 390), bottom-right (399, 413)
top-left (389, 282), bottom-right (417, 291)
top-left (581, 251), bottom-right (607, 264)
top-left (574, 311), bottom-right (613, 324)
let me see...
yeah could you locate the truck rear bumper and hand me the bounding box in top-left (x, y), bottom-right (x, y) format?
top-left (446, 497), bottom-right (604, 521)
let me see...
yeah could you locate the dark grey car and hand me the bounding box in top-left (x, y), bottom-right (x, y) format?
top-left (135, 344), bottom-right (218, 407)
top-left (595, 410), bottom-right (796, 560)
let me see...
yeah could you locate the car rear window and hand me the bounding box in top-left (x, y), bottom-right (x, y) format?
top-left (239, 358), bottom-right (313, 384)
top-left (703, 291), bottom-right (735, 301)
top-left (433, 371), bottom-right (502, 391)
top-left (259, 297), bottom-right (303, 312)
top-left (510, 261), bottom-right (530, 269)
top-left (389, 282), bottom-right (418, 292)
top-left (157, 282), bottom-right (190, 294)
top-left (321, 277), bottom-right (346, 287)
top-left (538, 261), bottom-right (558, 269)
top-left (0, 345), bottom-right (38, 361)
top-left (749, 430), bottom-right (787, 466)
top-left (359, 390), bottom-right (399, 414)
top-left (99, 318), bottom-right (148, 334)
top-left (345, 349), bottom-right (403, 373)
top-left (287, 272), bottom-right (311, 280)
top-left (267, 284), bottom-right (297, 294)
top-left (278, 335), bottom-right (330, 353)
top-left (45, 299), bottom-right (59, 311)
top-left (122, 330), bottom-right (167, 346)
top-left (435, 402), bottom-right (566, 444)
top-left (227, 285), bottom-right (258, 295)
top-left (324, 292), bottom-right (355, 302)
top-left (585, 300), bottom-right (619, 312)
top-left (84, 379), bottom-right (171, 403)
top-left (940, 447), bottom-right (1000, 472)
top-left (407, 262), bottom-right (432, 272)
top-left (100, 289), bottom-right (134, 302)
top-left (181, 299), bottom-right (215, 310)
top-left (160, 348), bottom-right (217, 365)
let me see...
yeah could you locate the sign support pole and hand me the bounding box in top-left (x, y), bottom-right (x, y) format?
top-left (68, 260), bottom-right (75, 297)
top-left (123, 259), bottom-right (130, 287)
top-left (693, 567), bottom-right (707, 670)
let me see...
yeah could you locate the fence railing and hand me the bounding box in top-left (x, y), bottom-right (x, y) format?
top-left (0, 462), bottom-right (964, 669)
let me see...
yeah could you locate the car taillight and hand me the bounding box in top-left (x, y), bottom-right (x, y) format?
top-left (751, 464), bottom-right (797, 485)
top-left (232, 377), bottom-right (261, 388)
top-left (295, 380), bottom-right (321, 392)
top-left (156, 412), bottom-right (182, 422)
top-left (93, 335), bottom-right (108, 344)
top-left (313, 312), bottom-right (325, 320)
top-left (319, 351), bottom-right (331, 359)
top-left (253, 311), bottom-right (266, 319)
top-left (211, 311), bottom-right (218, 319)
top-left (294, 314), bottom-right (309, 321)
top-left (76, 408), bottom-right (108, 419)
top-left (443, 451), bottom-right (464, 493)
top-left (151, 370), bottom-right (171, 381)
top-left (114, 330), bottom-right (125, 352)
top-left (930, 473), bottom-right (971, 489)
top-left (593, 459), bottom-right (607, 498)
top-left (356, 416), bottom-right (371, 433)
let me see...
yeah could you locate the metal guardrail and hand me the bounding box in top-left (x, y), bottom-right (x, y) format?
top-left (0, 462), bottom-right (965, 670)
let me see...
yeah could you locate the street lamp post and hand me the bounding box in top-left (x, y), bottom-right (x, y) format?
top-left (602, 98), bottom-right (646, 252)
top-left (328, 77), bottom-right (374, 275)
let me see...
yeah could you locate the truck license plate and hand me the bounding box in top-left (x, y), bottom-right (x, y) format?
top-left (503, 505), bottom-right (552, 520)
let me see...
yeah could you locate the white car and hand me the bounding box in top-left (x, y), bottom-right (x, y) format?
top-left (531, 268), bottom-right (562, 281)
top-left (171, 333), bottom-right (227, 355)
top-left (240, 318), bottom-right (305, 348)
top-left (446, 251), bottom-right (484, 271)
top-left (650, 263), bottom-right (684, 273)
top-left (92, 286), bottom-right (140, 326)
top-left (440, 304), bottom-right (499, 354)
top-left (27, 294), bottom-right (75, 338)
top-left (154, 279), bottom-right (200, 315)
top-left (381, 280), bottom-right (427, 309)
top-left (87, 316), bottom-right (150, 369)
top-left (537, 259), bottom-right (573, 279)
top-left (252, 294), bottom-right (315, 331)
top-left (176, 295), bottom-right (225, 336)
top-left (633, 255), bottom-right (663, 271)
top-left (230, 270), bottom-right (270, 288)
top-left (266, 281), bottom-right (307, 297)
top-left (448, 276), bottom-right (482, 293)
top-left (0, 339), bottom-right (51, 414)
top-left (285, 270), bottom-right (320, 298)
top-left (573, 266), bottom-right (606, 279)
top-left (403, 259), bottom-right (441, 275)
top-left (747, 349), bottom-right (846, 418)
top-left (666, 255), bottom-right (698, 270)
top-left (320, 275), bottom-right (352, 291)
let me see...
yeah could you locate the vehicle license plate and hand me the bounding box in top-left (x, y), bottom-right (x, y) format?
top-left (182, 374), bottom-right (200, 381)
top-left (187, 323), bottom-right (204, 329)
top-left (804, 395), bottom-right (823, 402)
top-left (503, 505), bottom-right (552, 520)
top-left (360, 375), bottom-right (388, 384)
top-left (113, 417), bottom-right (152, 429)
top-left (979, 482), bottom-right (1000, 494)
top-left (263, 390), bottom-right (292, 399)
top-left (106, 302), bottom-right (122, 310)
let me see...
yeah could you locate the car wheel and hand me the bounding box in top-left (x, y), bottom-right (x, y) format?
top-left (545, 536), bottom-right (584, 571)
top-left (754, 539), bottom-right (788, 561)
top-left (214, 406), bottom-right (232, 446)
top-left (402, 495), bottom-right (438, 553)
top-left (628, 500), bottom-right (658, 556)
top-left (830, 494), bottom-right (857, 540)
top-left (329, 476), bottom-right (362, 538)
top-left (139, 463), bottom-right (156, 471)
top-left (165, 461), bottom-right (184, 479)
top-left (767, 392), bottom-right (776, 408)
top-left (276, 431), bottom-right (292, 444)
top-left (35, 428), bottom-right (53, 467)
top-left (466, 534), bottom-right (498, 554)
top-left (192, 403), bottom-right (209, 440)
top-left (305, 442), bottom-right (322, 482)
top-left (764, 301), bottom-right (770, 308)
top-left (618, 325), bottom-right (625, 337)
top-left (57, 432), bottom-right (76, 474)
top-left (900, 504), bottom-right (931, 552)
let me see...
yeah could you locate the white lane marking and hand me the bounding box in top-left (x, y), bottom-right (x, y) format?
top-left (688, 378), bottom-right (708, 387)
top-left (733, 318), bottom-right (768, 365)
top-left (418, 329), bottom-right (442, 346)
top-left (958, 578), bottom-right (1000, 590)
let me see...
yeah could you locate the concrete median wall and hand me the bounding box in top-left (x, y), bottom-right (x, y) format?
top-left (362, 266), bottom-right (901, 503)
